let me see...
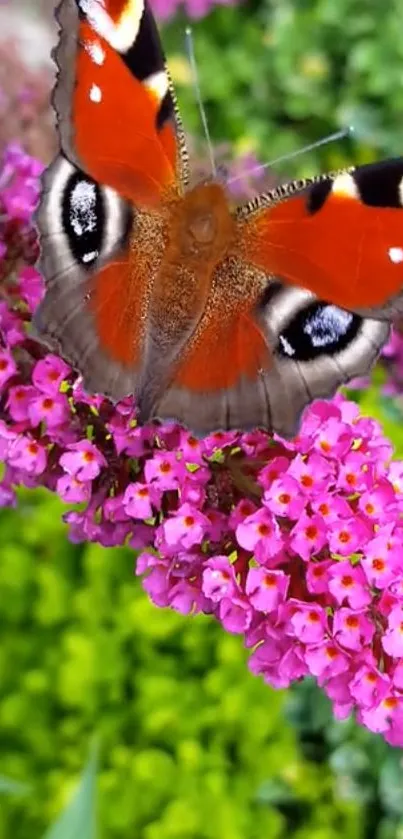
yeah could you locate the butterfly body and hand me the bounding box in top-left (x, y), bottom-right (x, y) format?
top-left (35, 0), bottom-right (403, 436)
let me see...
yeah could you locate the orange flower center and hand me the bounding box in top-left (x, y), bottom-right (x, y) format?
top-left (257, 523), bottom-right (271, 537)
top-left (160, 461), bottom-right (172, 473)
top-left (345, 615), bottom-right (359, 629)
top-left (372, 558), bottom-right (385, 572)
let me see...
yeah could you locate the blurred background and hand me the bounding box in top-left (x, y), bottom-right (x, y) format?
top-left (1, 0), bottom-right (403, 837)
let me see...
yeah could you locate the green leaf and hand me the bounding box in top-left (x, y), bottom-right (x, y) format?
top-left (379, 752), bottom-right (403, 818)
top-left (42, 744), bottom-right (98, 839)
top-left (0, 775), bottom-right (29, 795)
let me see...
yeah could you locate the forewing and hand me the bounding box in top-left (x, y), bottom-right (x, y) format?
top-left (53, 0), bottom-right (188, 200)
top-left (239, 158), bottom-right (403, 319)
top-left (34, 0), bottom-right (186, 395)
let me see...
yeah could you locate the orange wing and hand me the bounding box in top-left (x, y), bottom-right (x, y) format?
top-left (239, 159), bottom-right (403, 317)
top-left (53, 0), bottom-right (187, 204)
top-left (35, 0), bottom-right (186, 396)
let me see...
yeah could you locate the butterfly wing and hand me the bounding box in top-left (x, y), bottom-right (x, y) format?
top-left (155, 274), bottom-right (389, 438)
top-left (154, 159), bottom-right (403, 436)
top-left (239, 158), bottom-right (403, 318)
top-left (35, 0), bottom-right (188, 398)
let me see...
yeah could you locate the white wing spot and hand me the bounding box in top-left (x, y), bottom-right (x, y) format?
top-left (82, 250), bottom-right (99, 263)
top-left (79, 0), bottom-right (144, 53)
top-left (90, 83), bottom-right (102, 103)
top-left (388, 247), bottom-right (403, 264)
top-left (332, 172), bottom-right (359, 200)
top-left (279, 335), bottom-right (295, 357)
top-left (144, 70), bottom-right (169, 102)
top-left (85, 39), bottom-right (105, 65)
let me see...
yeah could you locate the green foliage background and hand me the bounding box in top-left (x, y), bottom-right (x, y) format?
top-left (165, 0), bottom-right (403, 175)
top-left (2, 0), bottom-right (403, 836)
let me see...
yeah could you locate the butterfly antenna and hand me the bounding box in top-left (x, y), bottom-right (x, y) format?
top-left (185, 26), bottom-right (217, 178)
top-left (227, 126), bottom-right (355, 187)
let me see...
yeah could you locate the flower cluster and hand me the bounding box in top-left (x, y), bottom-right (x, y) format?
top-left (4, 143), bottom-right (403, 746)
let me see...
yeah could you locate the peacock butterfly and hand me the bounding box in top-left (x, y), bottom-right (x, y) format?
top-left (34, 0), bottom-right (403, 437)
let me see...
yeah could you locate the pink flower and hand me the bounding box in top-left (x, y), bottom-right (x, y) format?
top-left (359, 694), bottom-right (403, 738)
top-left (358, 480), bottom-right (397, 522)
top-left (289, 513), bottom-right (327, 560)
top-left (328, 561), bottom-right (371, 609)
top-left (203, 556), bottom-right (238, 602)
top-left (333, 608), bottom-right (374, 651)
top-left (59, 440), bottom-right (106, 481)
top-left (245, 567), bottom-right (289, 612)
top-left (263, 474), bottom-right (305, 519)
top-left (123, 482), bottom-right (160, 520)
top-left (350, 663), bottom-right (390, 708)
top-left (382, 606), bottom-right (403, 657)
top-left (304, 642), bottom-right (350, 683)
top-left (286, 602), bottom-right (327, 644)
top-left (162, 503), bottom-right (209, 550)
top-left (236, 508), bottom-right (283, 563)
top-left (219, 595), bottom-right (253, 634)
top-left (312, 417), bottom-right (353, 459)
top-left (56, 474), bottom-right (91, 503)
top-left (0, 348), bottom-right (16, 388)
top-left (337, 452), bottom-right (372, 493)
top-left (311, 493), bottom-right (351, 523)
top-left (361, 532), bottom-right (402, 589)
top-left (8, 435), bottom-right (47, 474)
top-left (144, 451), bottom-right (185, 490)
top-left (328, 517), bottom-right (371, 557)
top-left (306, 559), bottom-right (332, 595)
top-left (6, 384), bottom-right (36, 421)
top-left (28, 392), bottom-right (70, 428)
top-left (32, 355), bottom-right (70, 395)
top-left (287, 453), bottom-right (332, 494)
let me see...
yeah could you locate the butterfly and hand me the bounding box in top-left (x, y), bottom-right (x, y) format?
top-left (34, 0), bottom-right (403, 438)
